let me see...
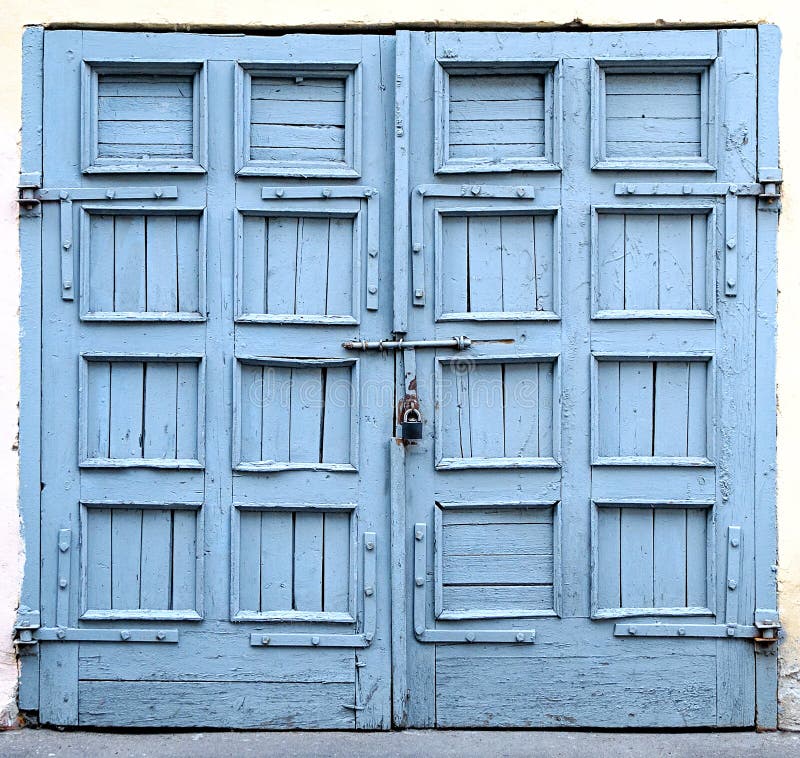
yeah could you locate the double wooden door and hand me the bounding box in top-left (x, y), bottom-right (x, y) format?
top-left (24, 27), bottom-right (779, 728)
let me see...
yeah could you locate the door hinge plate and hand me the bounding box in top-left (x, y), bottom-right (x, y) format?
top-left (14, 606), bottom-right (41, 652)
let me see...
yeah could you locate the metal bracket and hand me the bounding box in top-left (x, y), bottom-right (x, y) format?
top-left (35, 628), bottom-right (179, 643)
top-left (17, 172), bottom-right (42, 212)
top-left (410, 184), bottom-right (536, 306)
top-left (412, 523), bottom-right (536, 644)
top-left (757, 168), bottom-right (782, 201)
top-left (260, 186), bottom-right (380, 311)
top-left (249, 532), bottom-right (377, 648)
top-left (21, 183), bottom-right (178, 301)
top-left (13, 606), bottom-right (41, 653)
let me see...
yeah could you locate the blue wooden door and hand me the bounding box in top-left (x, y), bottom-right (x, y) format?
top-left (35, 30), bottom-right (394, 728)
top-left (396, 28), bottom-right (777, 728)
top-left (26, 27), bottom-right (778, 730)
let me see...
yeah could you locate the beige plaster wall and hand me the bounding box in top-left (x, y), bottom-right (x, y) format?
top-left (0, 0), bottom-right (797, 729)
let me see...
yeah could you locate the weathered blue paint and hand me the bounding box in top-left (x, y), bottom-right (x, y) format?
top-left (20, 26), bottom-right (779, 730)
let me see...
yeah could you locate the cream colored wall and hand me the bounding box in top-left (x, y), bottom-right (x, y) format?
top-left (0, 0), bottom-right (798, 729)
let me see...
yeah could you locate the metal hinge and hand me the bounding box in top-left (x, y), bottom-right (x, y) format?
top-left (13, 607), bottom-right (41, 653)
top-left (758, 168), bottom-right (783, 201)
top-left (17, 172), bottom-right (42, 212)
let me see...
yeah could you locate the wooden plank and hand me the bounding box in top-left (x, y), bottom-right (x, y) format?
top-left (686, 508), bottom-right (709, 608)
top-left (620, 507), bottom-right (654, 609)
top-left (441, 585), bottom-right (553, 612)
top-left (239, 364), bottom-right (263, 464)
top-left (467, 215), bottom-right (502, 312)
top-left (143, 361), bottom-right (178, 460)
top-left (260, 510), bottom-right (294, 611)
top-left (321, 366), bottom-right (351, 465)
top-left (653, 508), bottom-right (688, 607)
top-left (325, 217), bottom-right (353, 316)
top-left (468, 363), bottom-right (504, 457)
top-left (171, 508), bottom-right (197, 611)
top-left (686, 361), bottom-right (707, 458)
top-left (657, 214), bottom-right (693, 310)
top-left (176, 362), bottom-right (198, 460)
top-left (500, 215), bottom-right (536, 313)
top-left (653, 361), bottom-right (689, 457)
top-left (623, 214), bottom-right (659, 310)
top-left (691, 214), bottom-right (708, 310)
top-left (449, 119), bottom-right (545, 146)
top-left (237, 510), bottom-right (261, 612)
top-left (288, 367), bottom-right (323, 463)
top-left (98, 119), bottom-right (193, 146)
top-left (98, 95), bottom-right (193, 121)
top-left (605, 93), bottom-right (701, 118)
top-left (109, 361), bottom-right (144, 459)
top-left (86, 361), bottom-right (111, 459)
top-left (261, 365), bottom-right (291, 463)
top-left (443, 522), bottom-right (552, 555)
top-left (113, 215), bottom-right (146, 312)
top-left (78, 681), bottom-right (355, 729)
top-left (250, 124), bottom-right (345, 149)
top-left (606, 140), bottom-right (700, 158)
top-left (293, 512), bottom-right (324, 612)
top-left (606, 117), bottom-right (701, 145)
top-left (450, 142), bottom-right (545, 160)
top-left (502, 362), bottom-right (539, 458)
top-left (450, 99), bottom-right (544, 120)
top-left (87, 214), bottom-right (114, 313)
top-left (111, 508), bottom-right (143, 609)
top-left (145, 215), bottom-right (178, 313)
top-left (265, 216), bottom-right (298, 314)
top-left (139, 509), bottom-right (172, 609)
top-left (440, 216), bottom-right (468, 315)
top-left (533, 214), bottom-right (554, 312)
top-left (241, 215), bottom-right (267, 314)
top-left (323, 511), bottom-right (351, 613)
top-left (537, 362), bottom-right (555, 459)
top-left (604, 73), bottom-right (701, 96)
top-left (251, 77), bottom-right (346, 102)
top-left (250, 98), bottom-right (344, 126)
top-left (85, 508), bottom-right (112, 610)
top-left (442, 507), bottom-right (553, 526)
top-left (595, 506), bottom-right (621, 610)
top-left (176, 215), bottom-right (200, 313)
top-left (448, 74), bottom-right (545, 101)
top-left (78, 632), bottom-right (356, 682)
top-left (597, 213), bottom-right (625, 311)
top-left (98, 75), bottom-right (194, 98)
top-left (597, 361), bottom-right (620, 457)
top-left (619, 361), bottom-right (653, 457)
top-left (435, 654), bottom-right (717, 727)
top-left (294, 217), bottom-right (330, 316)
top-left (442, 553), bottom-right (553, 585)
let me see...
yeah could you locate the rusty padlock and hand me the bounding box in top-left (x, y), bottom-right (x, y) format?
top-left (401, 407), bottom-right (423, 440)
